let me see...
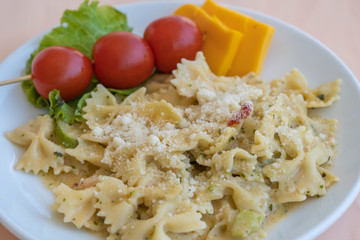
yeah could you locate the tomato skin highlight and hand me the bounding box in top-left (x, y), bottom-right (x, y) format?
top-left (92, 32), bottom-right (155, 89)
top-left (144, 15), bottom-right (202, 73)
top-left (31, 46), bottom-right (93, 101)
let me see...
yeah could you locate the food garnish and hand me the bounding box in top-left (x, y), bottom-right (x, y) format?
top-left (31, 46), bottom-right (93, 101)
top-left (175, 0), bottom-right (275, 76)
top-left (144, 15), bottom-right (203, 73)
top-left (24, 0), bottom-right (132, 108)
top-left (174, 3), bottom-right (242, 76)
top-left (92, 31), bottom-right (155, 89)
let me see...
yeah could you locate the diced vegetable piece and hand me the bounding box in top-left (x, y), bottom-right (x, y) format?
top-left (174, 4), bottom-right (242, 76)
top-left (230, 209), bottom-right (264, 237)
top-left (54, 120), bottom-right (79, 149)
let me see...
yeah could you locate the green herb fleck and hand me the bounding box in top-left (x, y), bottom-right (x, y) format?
top-left (317, 93), bottom-right (325, 100)
top-left (269, 204), bottom-right (273, 211)
top-left (54, 151), bottom-right (63, 158)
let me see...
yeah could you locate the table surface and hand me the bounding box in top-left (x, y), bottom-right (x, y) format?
top-left (0, 0), bottom-right (359, 239)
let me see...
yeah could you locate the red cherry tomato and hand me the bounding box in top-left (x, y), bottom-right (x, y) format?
top-left (92, 32), bottom-right (155, 89)
top-left (144, 15), bottom-right (203, 73)
top-left (31, 46), bottom-right (93, 101)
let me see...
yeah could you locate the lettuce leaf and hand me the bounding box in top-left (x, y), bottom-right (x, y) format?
top-left (23, 0), bottom-right (132, 108)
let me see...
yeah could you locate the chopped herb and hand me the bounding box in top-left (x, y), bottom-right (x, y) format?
top-left (129, 190), bottom-right (136, 196)
top-left (207, 186), bottom-right (214, 191)
top-left (322, 173), bottom-right (327, 178)
top-left (21, 133), bottom-right (25, 137)
top-left (63, 198), bottom-right (66, 202)
top-left (320, 185), bottom-right (324, 189)
top-left (99, 201), bottom-right (103, 204)
top-left (71, 165), bottom-right (76, 169)
top-left (94, 221), bottom-right (98, 225)
top-left (240, 128), bottom-right (245, 134)
top-left (310, 124), bottom-right (317, 133)
top-left (317, 93), bottom-right (325, 100)
top-left (188, 84), bottom-right (192, 87)
top-left (269, 204), bottom-right (273, 211)
top-left (54, 151), bottom-right (63, 157)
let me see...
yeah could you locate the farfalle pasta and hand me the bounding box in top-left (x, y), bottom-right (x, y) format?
top-left (6, 52), bottom-right (340, 239)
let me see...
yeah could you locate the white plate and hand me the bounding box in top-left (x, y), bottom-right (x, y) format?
top-left (1, 1), bottom-right (360, 240)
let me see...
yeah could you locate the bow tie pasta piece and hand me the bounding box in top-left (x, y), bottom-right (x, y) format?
top-left (271, 68), bottom-right (341, 108)
top-left (6, 115), bottom-right (72, 174)
top-left (65, 139), bottom-right (109, 169)
top-left (52, 184), bottom-right (99, 229)
top-left (121, 201), bottom-right (206, 240)
top-left (95, 176), bottom-right (140, 234)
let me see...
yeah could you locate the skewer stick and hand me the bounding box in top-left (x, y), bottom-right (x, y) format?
top-left (0, 74), bottom-right (32, 86)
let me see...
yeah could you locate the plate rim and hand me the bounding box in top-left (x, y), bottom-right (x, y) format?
top-left (1, 1), bottom-right (360, 240)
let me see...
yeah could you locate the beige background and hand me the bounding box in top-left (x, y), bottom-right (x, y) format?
top-left (0, 0), bottom-right (359, 239)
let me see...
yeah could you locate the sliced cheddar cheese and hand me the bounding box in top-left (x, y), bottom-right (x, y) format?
top-left (174, 4), bottom-right (243, 76)
top-left (201, 0), bottom-right (275, 76)
top-left (202, 0), bottom-right (250, 32)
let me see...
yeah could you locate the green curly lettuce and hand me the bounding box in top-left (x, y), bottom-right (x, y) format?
top-left (23, 0), bottom-right (132, 108)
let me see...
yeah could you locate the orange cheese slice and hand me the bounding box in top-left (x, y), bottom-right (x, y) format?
top-left (201, 0), bottom-right (275, 76)
top-left (174, 4), bottom-right (243, 76)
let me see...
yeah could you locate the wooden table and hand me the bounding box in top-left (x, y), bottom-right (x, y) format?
top-left (0, 0), bottom-right (359, 239)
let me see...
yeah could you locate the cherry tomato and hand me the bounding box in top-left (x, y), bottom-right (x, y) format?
top-left (31, 46), bottom-right (93, 101)
top-left (144, 15), bottom-right (202, 73)
top-left (92, 32), bottom-right (155, 89)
